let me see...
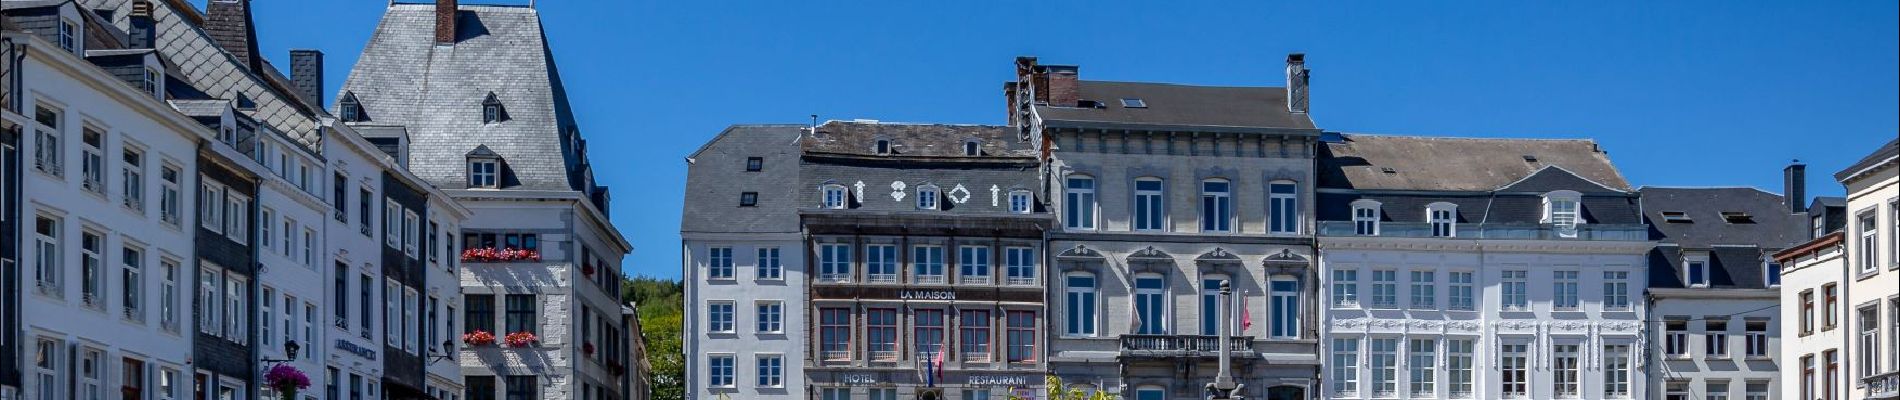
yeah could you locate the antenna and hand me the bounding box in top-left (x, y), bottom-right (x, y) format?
top-left (809, 114), bottom-right (818, 132)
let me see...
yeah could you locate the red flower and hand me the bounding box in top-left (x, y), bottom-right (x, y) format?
top-left (463, 330), bottom-right (497, 346)
top-left (583, 342), bottom-right (595, 354)
top-left (504, 331), bottom-right (538, 348)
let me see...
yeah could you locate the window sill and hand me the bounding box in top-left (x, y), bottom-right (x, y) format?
top-left (1856, 270), bottom-right (1883, 281)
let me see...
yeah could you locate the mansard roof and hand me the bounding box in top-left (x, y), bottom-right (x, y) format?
top-left (802, 121), bottom-right (1032, 160)
top-left (1834, 137), bottom-right (1897, 183)
top-left (1036, 81), bottom-right (1317, 132)
top-left (1318, 133), bottom-right (1630, 192)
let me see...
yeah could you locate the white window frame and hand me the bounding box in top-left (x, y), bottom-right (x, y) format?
top-left (1447, 339), bottom-right (1475, 399)
top-left (1200, 178), bottom-right (1232, 233)
top-left (224, 193), bottom-right (249, 244)
top-left (58, 19), bottom-right (78, 52)
top-left (1199, 277), bottom-right (1227, 336)
top-left (123, 146), bottom-right (146, 212)
top-left (1427, 202), bottom-right (1457, 237)
top-left (33, 214), bottom-right (62, 297)
top-left (1368, 269), bottom-right (1396, 309)
top-left (1064, 175), bottom-right (1097, 230)
top-left (1331, 338), bottom-right (1360, 398)
top-left (1268, 181), bottom-right (1299, 234)
top-left (1331, 269), bottom-right (1359, 308)
top-left (1369, 337), bottom-right (1398, 398)
top-left (160, 164), bottom-right (182, 226)
top-left (707, 354), bottom-right (735, 388)
top-left (1004, 247), bottom-right (1036, 286)
top-left (1744, 320), bottom-right (1769, 358)
top-left (1269, 279), bottom-right (1300, 339)
top-left (1409, 338), bottom-right (1437, 397)
top-left (1064, 273), bottom-right (1097, 337)
top-left (200, 181), bottom-right (225, 233)
top-left (1352, 199), bottom-right (1380, 236)
top-left (1858, 209), bottom-right (1879, 273)
top-left (80, 229), bottom-right (103, 308)
top-left (1132, 274), bottom-right (1167, 334)
top-left (1603, 344), bottom-right (1632, 398)
top-left (32, 104), bottom-right (64, 177)
top-left (756, 353), bottom-right (784, 388)
top-left (468, 159), bottom-right (498, 188)
top-left (1543, 190), bottom-right (1583, 237)
top-left (1553, 343), bottom-right (1581, 398)
top-left (1447, 271), bottom-right (1475, 311)
top-left (865, 244), bottom-right (898, 283)
top-left (225, 273), bottom-right (247, 344)
top-left (707, 300), bottom-right (735, 334)
top-left (1007, 190), bottom-right (1032, 214)
top-left (913, 245), bottom-right (945, 284)
top-left (755, 300), bottom-right (783, 334)
top-left (1685, 253), bottom-right (1711, 288)
top-left (122, 245), bottom-right (144, 322)
top-left (1501, 270), bottom-right (1528, 311)
top-left (755, 247), bottom-right (781, 280)
top-left (1603, 270), bottom-right (1631, 310)
top-left (1499, 343), bottom-right (1530, 399)
top-left (820, 184), bottom-right (847, 209)
top-left (1132, 177), bottom-right (1164, 232)
top-left (403, 210), bottom-right (420, 258)
top-left (958, 245), bottom-right (991, 285)
top-left (160, 259), bottom-right (180, 332)
top-left (1552, 270), bottom-right (1580, 310)
top-left (1858, 306), bottom-right (1879, 379)
top-left (916, 184), bottom-right (939, 210)
top-left (817, 243), bottom-right (851, 283)
top-left (706, 247), bottom-right (734, 280)
top-left (384, 200), bottom-right (401, 248)
top-left (80, 126), bottom-right (104, 194)
top-left (1664, 319), bottom-right (1689, 358)
top-left (1409, 270), bottom-right (1436, 310)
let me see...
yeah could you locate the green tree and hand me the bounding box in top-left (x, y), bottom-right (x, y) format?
top-left (1008, 375), bottom-right (1116, 400)
top-left (626, 276), bottom-right (685, 400)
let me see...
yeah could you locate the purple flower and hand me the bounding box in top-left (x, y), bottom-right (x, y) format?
top-left (264, 364), bottom-right (311, 391)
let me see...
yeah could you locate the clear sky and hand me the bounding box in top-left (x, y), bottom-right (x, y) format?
top-left (230, 1), bottom-right (1898, 280)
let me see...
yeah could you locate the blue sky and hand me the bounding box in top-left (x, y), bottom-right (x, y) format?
top-left (233, 1), bottom-right (1898, 280)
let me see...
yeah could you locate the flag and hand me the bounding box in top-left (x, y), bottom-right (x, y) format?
top-left (1128, 299), bottom-right (1142, 334)
top-left (933, 344), bottom-right (946, 382)
top-left (1239, 293), bottom-right (1253, 332)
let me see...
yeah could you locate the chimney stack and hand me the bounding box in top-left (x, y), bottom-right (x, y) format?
top-left (435, 0), bottom-right (459, 45)
top-left (1286, 53), bottom-right (1310, 113)
top-left (127, 0), bottom-right (156, 49)
top-left (1044, 65), bottom-right (1079, 107)
top-left (289, 50), bottom-right (324, 108)
top-left (1785, 161), bottom-right (1807, 214)
top-left (204, 0), bottom-right (261, 73)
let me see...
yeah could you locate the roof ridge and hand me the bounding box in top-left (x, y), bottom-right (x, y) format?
top-left (1338, 132), bottom-right (1601, 143)
top-left (1081, 79), bottom-right (1287, 90)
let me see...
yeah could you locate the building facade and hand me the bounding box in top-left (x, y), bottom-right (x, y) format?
top-left (1014, 55), bottom-right (1324, 400)
top-left (1315, 134), bottom-right (1653, 400)
top-left (1780, 139), bottom-right (1899, 400)
top-left (1640, 181), bottom-right (1809, 400)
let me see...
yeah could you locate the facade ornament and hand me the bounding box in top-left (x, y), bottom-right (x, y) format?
top-left (948, 184), bottom-right (972, 204)
top-left (890, 181), bottom-right (907, 202)
top-left (853, 181), bottom-right (865, 202)
top-left (990, 185), bottom-right (1000, 207)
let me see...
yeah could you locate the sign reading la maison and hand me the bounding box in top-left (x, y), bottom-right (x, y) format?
top-left (811, 286), bottom-right (1039, 303)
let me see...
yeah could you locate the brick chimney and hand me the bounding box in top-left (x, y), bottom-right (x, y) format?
top-left (1286, 53), bottom-right (1309, 113)
top-left (204, 0), bottom-right (262, 73)
top-left (126, 0), bottom-right (156, 49)
top-left (1044, 65), bottom-right (1079, 107)
top-left (289, 50), bottom-right (324, 108)
top-left (435, 0), bottom-right (459, 45)
top-left (1785, 161), bottom-right (1807, 214)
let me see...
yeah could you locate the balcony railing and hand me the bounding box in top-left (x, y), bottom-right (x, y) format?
top-left (1866, 370), bottom-right (1900, 400)
top-left (1317, 221), bottom-right (1649, 241)
top-left (1120, 335), bottom-right (1254, 357)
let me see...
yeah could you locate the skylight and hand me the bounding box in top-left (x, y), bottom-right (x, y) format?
top-left (1522, 155), bottom-right (1539, 163)
top-left (1121, 98), bottom-right (1147, 108)
top-left (1721, 211), bottom-right (1754, 224)
top-left (1660, 211), bottom-right (1692, 223)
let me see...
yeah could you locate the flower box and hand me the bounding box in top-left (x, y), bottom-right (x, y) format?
top-left (463, 330), bottom-right (497, 347)
top-left (461, 247), bottom-right (541, 262)
top-left (504, 331), bottom-right (538, 348)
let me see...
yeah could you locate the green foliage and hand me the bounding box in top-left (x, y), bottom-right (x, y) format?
top-left (626, 276), bottom-right (685, 400)
top-left (1006, 375), bottom-right (1116, 400)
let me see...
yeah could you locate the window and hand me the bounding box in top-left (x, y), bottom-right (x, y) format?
top-left (874, 139), bottom-right (891, 155)
top-left (756, 354), bottom-right (783, 388)
top-left (1008, 190), bottom-right (1032, 214)
top-left (706, 247), bottom-right (733, 280)
top-left (866, 244), bottom-right (897, 283)
top-left (1331, 269), bottom-right (1359, 308)
top-left (79, 348), bottom-right (101, 400)
top-left (820, 184), bottom-right (847, 209)
top-left (1499, 343), bottom-right (1529, 398)
top-left (1668, 381), bottom-right (1692, 400)
top-left (1800, 290), bottom-right (1814, 335)
top-left (81, 127), bottom-right (104, 193)
top-left (819, 388), bottom-right (848, 400)
top-left (1369, 338), bottom-right (1397, 397)
top-left (123, 148), bottom-right (145, 211)
top-left (1744, 381), bottom-right (1769, 400)
top-left (59, 19), bottom-right (77, 52)
top-left (226, 274), bottom-right (247, 343)
top-left (1665, 319), bottom-right (1689, 357)
top-left (1005, 247), bottom-right (1036, 285)
top-left (1201, 278), bottom-right (1225, 335)
top-left (225, 193), bottom-right (249, 244)
top-left (1765, 261), bottom-right (1782, 287)
top-left (1369, 270), bottom-right (1396, 309)
top-left (359, 187), bottom-right (373, 236)
top-left (912, 245), bottom-right (944, 284)
top-left (1133, 275), bottom-right (1166, 334)
top-left (819, 308), bottom-right (851, 361)
top-left (1353, 200), bottom-right (1380, 235)
top-left (1544, 191), bottom-right (1582, 237)
top-left (504, 294), bottom-right (536, 335)
top-left (1743, 320), bottom-right (1769, 357)
top-left (960, 309), bottom-right (992, 362)
top-left (1553, 270), bottom-right (1579, 310)
top-left (161, 166), bottom-right (181, 225)
top-left (1501, 270), bottom-right (1528, 311)
top-left (866, 308), bottom-right (897, 361)
top-left (1825, 350), bottom-right (1838, 400)
top-left (1859, 210), bottom-right (1879, 273)
top-left (385, 280), bottom-right (400, 344)
top-left (468, 160), bottom-right (497, 188)
top-left (1686, 254), bottom-right (1711, 287)
top-left (756, 301), bottom-right (782, 333)
top-left (403, 211), bottom-right (420, 257)
top-left (1801, 355), bottom-right (1814, 400)
top-left (1064, 176), bottom-right (1096, 230)
top-left (1132, 178), bottom-right (1164, 231)
top-left (1604, 344), bottom-right (1631, 398)
top-left (1270, 280), bottom-right (1300, 338)
top-left (1201, 179), bottom-right (1232, 232)
top-left (744, 157), bottom-right (763, 172)
top-left (706, 355), bottom-right (733, 387)
top-left (1409, 271), bottom-right (1435, 309)
top-left (1707, 381), bottom-right (1730, 400)
top-left (1603, 271), bottom-right (1631, 310)
top-left (159, 367), bottom-right (180, 400)
top-left (303, 229), bottom-right (317, 267)
top-left (263, 287), bottom-right (276, 348)
top-left (1823, 284), bottom-right (1837, 330)
top-left (403, 288), bottom-right (419, 352)
top-left (818, 244), bottom-right (851, 282)
top-left (1448, 271), bottom-right (1474, 311)
top-left (1707, 319), bottom-right (1730, 358)
top-left (1409, 339), bottom-right (1436, 397)
top-left (1447, 339), bottom-right (1475, 399)
top-left (33, 215), bottom-right (61, 297)
top-left (1859, 307), bottom-right (1879, 379)
top-left (199, 266), bottom-right (222, 335)
top-left (1269, 181), bottom-right (1299, 234)
top-left (1121, 98), bottom-right (1147, 108)
top-left (916, 185), bottom-right (939, 210)
top-left (200, 182), bottom-right (225, 232)
top-left (81, 230), bottom-right (103, 308)
top-left (464, 294), bottom-right (494, 335)
top-left (160, 260), bottom-right (179, 331)
top-left (1428, 203), bottom-right (1456, 237)
top-left (755, 247), bottom-right (781, 280)
top-left (1552, 344), bottom-right (1580, 397)
top-left (1005, 310), bottom-right (1036, 363)
top-left (738, 192), bottom-right (757, 207)
top-left (914, 308), bottom-right (947, 358)
top-left (703, 300), bottom-right (734, 334)
top-left (34, 338), bottom-right (62, 400)
top-left (32, 105), bottom-right (63, 176)
top-left (117, 246), bottom-right (146, 322)
top-left (1892, 299), bottom-right (1900, 378)
top-left (384, 200), bottom-right (401, 248)
top-left (959, 246), bottom-right (991, 285)
top-left (1065, 274), bottom-right (1097, 336)
top-left (1331, 338), bottom-right (1360, 397)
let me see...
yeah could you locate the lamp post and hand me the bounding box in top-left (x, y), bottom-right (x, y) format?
top-left (262, 340), bottom-right (301, 365)
top-left (1205, 280), bottom-right (1245, 399)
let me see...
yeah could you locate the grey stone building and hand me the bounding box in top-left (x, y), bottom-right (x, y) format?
top-left (1008, 55), bottom-right (1324, 400)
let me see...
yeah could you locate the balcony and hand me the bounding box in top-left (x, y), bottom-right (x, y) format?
top-left (1120, 335), bottom-right (1254, 358)
top-left (1866, 371), bottom-right (1900, 400)
top-left (1317, 221), bottom-right (1649, 241)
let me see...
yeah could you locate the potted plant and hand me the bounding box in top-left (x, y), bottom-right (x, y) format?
top-left (504, 331), bottom-right (538, 348)
top-left (263, 364), bottom-right (311, 400)
top-left (462, 330), bottom-right (496, 347)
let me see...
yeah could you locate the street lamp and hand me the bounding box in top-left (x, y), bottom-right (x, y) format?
top-left (429, 340), bottom-right (457, 364)
top-left (1205, 280), bottom-right (1245, 400)
top-left (262, 340), bottom-right (300, 365)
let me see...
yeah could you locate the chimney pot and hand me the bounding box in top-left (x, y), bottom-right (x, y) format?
top-left (127, 0), bottom-right (156, 49)
top-left (435, 0), bottom-right (459, 45)
top-left (1784, 161), bottom-right (1807, 214)
top-left (1286, 52), bottom-right (1310, 113)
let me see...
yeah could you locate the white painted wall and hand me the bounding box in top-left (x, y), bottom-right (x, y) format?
top-left (683, 233), bottom-right (807, 400)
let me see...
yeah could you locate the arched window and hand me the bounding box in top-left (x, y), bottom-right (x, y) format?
top-left (1268, 180), bottom-right (1299, 234)
top-left (962, 140), bottom-right (981, 156)
top-left (1200, 275), bottom-right (1228, 335)
top-left (1352, 199), bottom-right (1382, 236)
top-left (820, 184), bottom-right (848, 209)
top-left (1007, 190), bottom-right (1033, 214)
top-left (916, 184), bottom-right (940, 210)
top-left (1133, 177), bottom-right (1165, 231)
top-left (1426, 202), bottom-right (1458, 237)
top-left (1133, 274), bottom-right (1167, 334)
top-left (1201, 179), bottom-right (1233, 233)
top-left (1064, 273), bottom-right (1097, 337)
top-left (1543, 190), bottom-right (1583, 237)
top-left (1064, 175), bottom-right (1097, 230)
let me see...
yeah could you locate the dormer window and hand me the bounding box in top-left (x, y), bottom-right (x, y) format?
top-left (1426, 202), bottom-right (1457, 237)
top-left (745, 157), bottom-right (763, 172)
top-left (59, 19), bottom-right (78, 53)
top-left (338, 92), bottom-right (364, 122)
top-left (1721, 211), bottom-right (1754, 224)
top-left (1351, 199), bottom-right (1381, 236)
top-left (1660, 211), bottom-right (1691, 223)
top-left (482, 92), bottom-right (506, 124)
top-left (1684, 253), bottom-right (1711, 288)
top-left (1008, 190), bottom-right (1032, 214)
top-left (820, 184), bottom-right (848, 209)
top-left (916, 185), bottom-right (940, 210)
top-left (962, 140), bottom-right (980, 156)
top-left (466, 145), bottom-right (501, 189)
top-left (143, 67), bottom-right (162, 98)
top-left (874, 139), bottom-right (892, 155)
top-left (1542, 190), bottom-right (1583, 237)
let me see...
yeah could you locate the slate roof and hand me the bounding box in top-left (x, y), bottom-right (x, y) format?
top-left (803, 121), bottom-right (1032, 159)
top-left (1640, 187), bottom-right (1807, 249)
top-left (1035, 81), bottom-right (1317, 131)
top-left (1318, 133), bottom-right (1630, 192)
top-left (0, 0), bottom-right (65, 11)
top-left (1834, 137), bottom-right (1898, 183)
top-left (339, 3), bottom-right (587, 191)
top-left (680, 125), bottom-right (805, 234)
top-left (168, 99), bottom-right (231, 117)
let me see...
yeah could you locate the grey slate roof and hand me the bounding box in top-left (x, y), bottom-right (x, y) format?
top-left (0, 0), bottom-right (65, 11)
top-left (803, 121), bottom-right (1032, 159)
top-left (338, 3), bottom-right (586, 191)
top-left (168, 99), bottom-right (231, 117)
top-left (797, 122), bottom-right (1045, 217)
top-left (1640, 187), bottom-right (1807, 249)
top-left (680, 125), bottom-right (805, 234)
top-left (1035, 81), bottom-right (1317, 131)
top-left (1318, 133), bottom-right (1631, 192)
top-left (1834, 137), bottom-right (1898, 182)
